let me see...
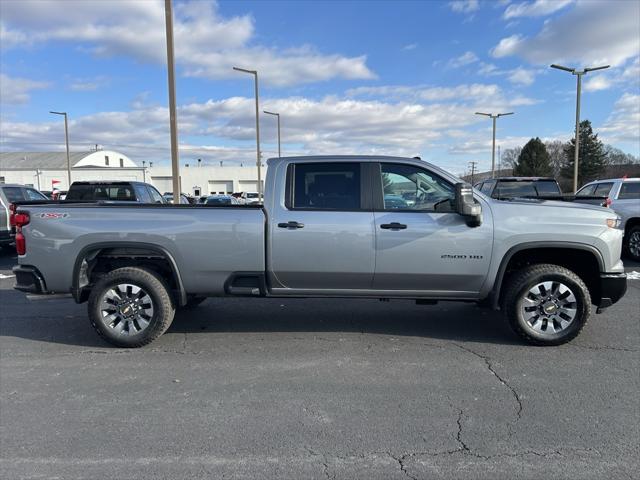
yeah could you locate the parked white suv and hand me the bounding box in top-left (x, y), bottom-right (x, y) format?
top-left (576, 178), bottom-right (640, 261)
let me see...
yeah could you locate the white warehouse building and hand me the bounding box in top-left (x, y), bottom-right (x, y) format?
top-left (0, 150), bottom-right (263, 196)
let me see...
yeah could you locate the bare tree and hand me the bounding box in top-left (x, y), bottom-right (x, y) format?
top-left (501, 147), bottom-right (522, 170)
top-left (545, 140), bottom-right (568, 178)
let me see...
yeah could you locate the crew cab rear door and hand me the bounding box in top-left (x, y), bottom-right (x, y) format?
top-left (372, 162), bottom-right (492, 294)
top-left (268, 161), bottom-right (375, 291)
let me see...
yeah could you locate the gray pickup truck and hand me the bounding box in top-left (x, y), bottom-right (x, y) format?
top-left (13, 156), bottom-right (627, 347)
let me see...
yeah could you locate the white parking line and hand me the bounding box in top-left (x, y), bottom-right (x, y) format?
top-left (627, 271), bottom-right (640, 280)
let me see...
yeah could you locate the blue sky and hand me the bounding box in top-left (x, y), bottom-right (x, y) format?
top-left (1, 0), bottom-right (638, 174)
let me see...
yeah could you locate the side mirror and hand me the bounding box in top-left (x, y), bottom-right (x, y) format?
top-left (455, 183), bottom-right (482, 227)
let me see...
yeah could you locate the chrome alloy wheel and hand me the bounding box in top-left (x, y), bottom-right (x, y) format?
top-left (629, 231), bottom-right (640, 259)
top-left (520, 281), bottom-right (577, 335)
top-left (99, 283), bottom-right (154, 335)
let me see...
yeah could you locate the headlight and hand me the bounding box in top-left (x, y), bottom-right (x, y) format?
top-left (606, 217), bottom-right (622, 229)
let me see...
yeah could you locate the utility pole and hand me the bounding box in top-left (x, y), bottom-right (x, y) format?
top-left (497, 145), bottom-right (501, 175)
top-left (233, 67), bottom-right (262, 199)
top-left (142, 160), bottom-right (146, 182)
top-left (49, 111), bottom-right (71, 186)
top-left (468, 161), bottom-right (478, 185)
top-left (475, 112), bottom-right (514, 178)
top-left (550, 63), bottom-right (610, 192)
top-left (164, 0), bottom-right (181, 203)
top-left (263, 110), bottom-right (281, 157)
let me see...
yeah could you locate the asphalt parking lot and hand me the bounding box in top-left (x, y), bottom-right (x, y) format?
top-left (1, 249), bottom-right (638, 480)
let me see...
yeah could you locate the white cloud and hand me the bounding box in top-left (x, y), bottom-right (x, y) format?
top-left (599, 93), bottom-right (640, 150)
top-left (583, 57), bottom-right (640, 92)
top-left (447, 51), bottom-right (479, 68)
top-left (69, 76), bottom-right (109, 92)
top-left (0, 73), bottom-right (49, 104)
top-left (491, 1), bottom-right (640, 66)
top-left (503, 0), bottom-right (574, 19)
top-left (449, 0), bottom-right (480, 14)
top-left (507, 67), bottom-right (536, 86)
top-left (0, 0), bottom-right (375, 87)
top-left (402, 43), bottom-right (418, 51)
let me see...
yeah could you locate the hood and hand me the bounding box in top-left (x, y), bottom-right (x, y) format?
top-left (487, 197), bottom-right (611, 215)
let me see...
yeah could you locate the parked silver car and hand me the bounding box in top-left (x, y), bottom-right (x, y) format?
top-left (576, 178), bottom-right (640, 260)
top-left (0, 184), bottom-right (48, 248)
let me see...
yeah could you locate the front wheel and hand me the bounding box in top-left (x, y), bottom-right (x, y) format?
top-left (503, 264), bottom-right (591, 346)
top-left (88, 267), bottom-right (176, 348)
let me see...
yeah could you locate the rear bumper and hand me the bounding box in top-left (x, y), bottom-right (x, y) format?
top-left (597, 272), bottom-right (627, 312)
top-left (13, 265), bottom-right (47, 294)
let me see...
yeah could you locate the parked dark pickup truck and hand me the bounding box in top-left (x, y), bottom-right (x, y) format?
top-left (13, 156), bottom-right (627, 348)
top-left (474, 177), bottom-right (607, 205)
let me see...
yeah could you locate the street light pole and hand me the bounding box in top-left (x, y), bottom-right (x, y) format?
top-left (164, 0), bottom-right (181, 204)
top-left (550, 63), bottom-right (609, 192)
top-left (475, 112), bottom-right (514, 178)
top-left (49, 111), bottom-right (71, 187)
top-left (234, 67), bottom-right (262, 199)
top-left (263, 110), bottom-right (281, 157)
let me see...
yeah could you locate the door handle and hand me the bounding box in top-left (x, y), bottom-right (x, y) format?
top-left (380, 222), bottom-right (407, 230)
top-left (278, 221), bottom-right (305, 229)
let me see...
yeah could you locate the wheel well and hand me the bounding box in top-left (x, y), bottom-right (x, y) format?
top-left (625, 217), bottom-right (639, 234)
top-left (75, 246), bottom-right (185, 305)
top-left (497, 247), bottom-right (601, 307)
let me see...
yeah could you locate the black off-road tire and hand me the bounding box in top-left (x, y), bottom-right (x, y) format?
top-left (88, 267), bottom-right (176, 348)
top-left (623, 225), bottom-right (640, 262)
top-left (503, 263), bottom-right (591, 346)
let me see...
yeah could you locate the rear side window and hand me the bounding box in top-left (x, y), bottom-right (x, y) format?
top-left (534, 181), bottom-right (561, 195)
top-left (618, 182), bottom-right (640, 199)
top-left (290, 163), bottom-right (361, 210)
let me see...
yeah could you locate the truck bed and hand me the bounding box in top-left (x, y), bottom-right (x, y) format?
top-left (15, 202), bottom-right (266, 295)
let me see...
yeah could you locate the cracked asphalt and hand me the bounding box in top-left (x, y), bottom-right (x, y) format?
top-left (1, 249), bottom-right (638, 479)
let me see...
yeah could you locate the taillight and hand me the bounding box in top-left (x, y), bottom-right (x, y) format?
top-left (14, 212), bottom-right (30, 227)
top-left (14, 210), bottom-right (30, 256)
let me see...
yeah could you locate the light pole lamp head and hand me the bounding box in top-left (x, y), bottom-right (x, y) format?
top-left (550, 64), bottom-right (575, 73)
top-left (584, 65), bottom-right (610, 73)
top-left (497, 112), bottom-right (514, 117)
top-left (233, 66), bottom-right (257, 75)
top-left (475, 112), bottom-right (492, 117)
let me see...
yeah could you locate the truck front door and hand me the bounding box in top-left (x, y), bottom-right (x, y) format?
top-left (372, 162), bottom-right (492, 294)
top-left (269, 161), bottom-right (375, 291)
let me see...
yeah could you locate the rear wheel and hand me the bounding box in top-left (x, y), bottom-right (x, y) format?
top-left (88, 267), bottom-right (175, 347)
top-left (624, 225), bottom-right (640, 262)
top-left (503, 264), bottom-right (591, 346)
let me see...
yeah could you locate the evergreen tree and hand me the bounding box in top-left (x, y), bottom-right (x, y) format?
top-left (561, 120), bottom-right (607, 185)
top-left (513, 137), bottom-right (553, 176)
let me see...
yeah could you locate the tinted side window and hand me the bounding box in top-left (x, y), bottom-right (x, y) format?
top-left (576, 184), bottom-right (596, 197)
top-left (24, 188), bottom-right (47, 200)
top-left (594, 182), bottom-right (614, 197)
top-left (292, 163), bottom-right (361, 210)
top-left (618, 182), bottom-right (640, 199)
top-left (494, 181), bottom-right (537, 197)
top-left (134, 184), bottom-right (152, 203)
top-left (480, 182), bottom-right (494, 195)
top-left (380, 163), bottom-right (455, 212)
top-left (147, 186), bottom-right (165, 203)
top-left (1, 187), bottom-right (26, 202)
top-left (535, 181), bottom-right (561, 195)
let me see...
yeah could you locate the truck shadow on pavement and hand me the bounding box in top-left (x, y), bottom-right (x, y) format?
top-left (0, 286), bottom-right (521, 348)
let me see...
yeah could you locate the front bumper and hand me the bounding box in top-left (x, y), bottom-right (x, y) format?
top-left (596, 272), bottom-right (627, 312)
top-left (13, 265), bottom-right (47, 294)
